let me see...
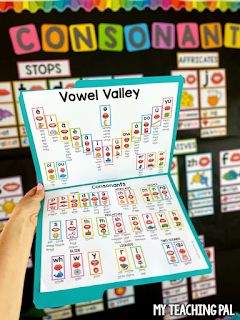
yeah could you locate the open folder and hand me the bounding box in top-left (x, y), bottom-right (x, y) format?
top-left (19, 76), bottom-right (211, 308)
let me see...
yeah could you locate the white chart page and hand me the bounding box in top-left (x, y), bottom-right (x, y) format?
top-left (41, 175), bottom-right (209, 292)
top-left (21, 80), bottom-right (179, 190)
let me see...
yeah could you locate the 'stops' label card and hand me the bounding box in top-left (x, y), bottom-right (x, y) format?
top-left (20, 77), bottom-right (183, 190)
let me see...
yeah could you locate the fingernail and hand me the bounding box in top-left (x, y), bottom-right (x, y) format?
top-left (37, 183), bottom-right (43, 190)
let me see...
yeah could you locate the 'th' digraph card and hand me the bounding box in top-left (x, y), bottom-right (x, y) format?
top-left (19, 76), bottom-right (211, 308)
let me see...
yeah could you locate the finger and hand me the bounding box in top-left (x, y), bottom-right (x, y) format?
top-left (24, 184), bottom-right (45, 201)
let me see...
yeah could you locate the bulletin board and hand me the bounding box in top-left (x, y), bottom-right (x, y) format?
top-left (1, 3), bottom-right (240, 319)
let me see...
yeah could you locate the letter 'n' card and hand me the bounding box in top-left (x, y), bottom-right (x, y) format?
top-left (19, 76), bottom-right (211, 308)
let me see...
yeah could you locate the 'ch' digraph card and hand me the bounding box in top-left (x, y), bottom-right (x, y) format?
top-left (19, 76), bottom-right (211, 309)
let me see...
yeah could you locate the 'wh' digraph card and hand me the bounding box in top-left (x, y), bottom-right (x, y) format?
top-left (19, 76), bottom-right (211, 308)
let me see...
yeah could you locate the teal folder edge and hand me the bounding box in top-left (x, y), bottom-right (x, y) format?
top-left (19, 76), bottom-right (212, 309)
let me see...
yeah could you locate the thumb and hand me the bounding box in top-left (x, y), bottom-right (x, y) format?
top-left (25, 183), bottom-right (45, 201)
top-left (33, 183), bottom-right (45, 201)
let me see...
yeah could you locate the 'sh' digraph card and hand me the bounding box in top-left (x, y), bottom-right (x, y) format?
top-left (19, 76), bottom-right (211, 308)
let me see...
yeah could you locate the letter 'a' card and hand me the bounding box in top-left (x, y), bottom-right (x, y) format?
top-left (19, 76), bottom-right (211, 308)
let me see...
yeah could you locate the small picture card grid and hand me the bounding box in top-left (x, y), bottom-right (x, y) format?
top-left (0, 81), bottom-right (18, 148)
top-left (107, 286), bottom-right (135, 309)
top-left (171, 67), bottom-right (227, 137)
top-left (0, 176), bottom-right (23, 220)
top-left (171, 70), bottom-right (200, 131)
top-left (43, 305), bottom-right (73, 319)
top-left (219, 149), bottom-right (240, 213)
top-left (199, 69), bottom-right (226, 109)
top-left (13, 79), bottom-right (48, 125)
top-left (162, 278), bottom-right (188, 305)
top-left (191, 246), bottom-right (217, 300)
top-left (185, 153), bottom-right (214, 218)
top-left (75, 299), bottom-right (104, 316)
top-left (199, 69), bottom-right (227, 138)
top-left (162, 278), bottom-right (189, 320)
top-left (0, 176), bottom-right (24, 236)
top-left (0, 82), bottom-right (14, 104)
top-left (0, 103), bottom-right (17, 127)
